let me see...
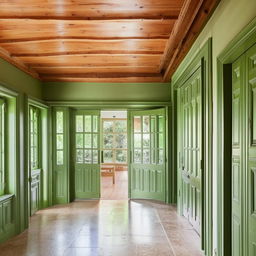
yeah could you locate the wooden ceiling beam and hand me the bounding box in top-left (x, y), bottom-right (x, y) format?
top-left (11, 50), bottom-right (163, 57)
top-left (40, 76), bottom-right (164, 83)
top-left (39, 72), bottom-right (161, 78)
top-left (0, 36), bottom-right (170, 43)
top-left (159, 0), bottom-right (204, 71)
top-left (0, 46), bottom-right (39, 79)
top-left (163, 0), bottom-right (221, 81)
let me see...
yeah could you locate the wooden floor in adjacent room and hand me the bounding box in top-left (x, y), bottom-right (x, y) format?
top-left (0, 200), bottom-right (203, 256)
top-left (101, 170), bottom-right (128, 200)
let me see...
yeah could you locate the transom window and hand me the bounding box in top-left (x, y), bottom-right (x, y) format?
top-left (102, 119), bottom-right (127, 164)
top-left (30, 106), bottom-right (40, 170)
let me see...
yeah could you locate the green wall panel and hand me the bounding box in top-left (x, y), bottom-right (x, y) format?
top-left (42, 82), bottom-right (171, 102)
top-left (0, 58), bottom-right (42, 99)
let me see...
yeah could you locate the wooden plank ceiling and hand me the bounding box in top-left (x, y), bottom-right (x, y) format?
top-left (0, 0), bottom-right (220, 83)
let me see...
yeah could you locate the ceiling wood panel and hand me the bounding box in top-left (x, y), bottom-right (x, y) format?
top-left (0, 39), bottom-right (167, 56)
top-left (33, 66), bottom-right (159, 74)
top-left (0, 19), bottom-right (174, 42)
top-left (20, 54), bottom-right (162, 67)
top-left (0, 0), bottom-right (183, 20)
top-left (0, 0), bottom-right (220, 82)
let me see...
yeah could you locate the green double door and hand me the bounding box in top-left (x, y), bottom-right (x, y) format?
top-left (179, 68), bottom-right (202, 234)
top-left (73, 109), bottom-right (166, 202)
top-left (232, 43), bottom-right (256, 256)
top-left (129, 109), bottom-right (166, 201)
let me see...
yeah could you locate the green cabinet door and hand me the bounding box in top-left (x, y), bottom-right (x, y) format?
top-left (73, 110), bottom-right (100, 199)
top-left (247, 43), bottom-right (256, 256)
top-left (232, 56), bottom-right (244, 256)
top-left (180, 68), bottom-right (202, 234)
top-left (129, 108), bottom-right (166, 201)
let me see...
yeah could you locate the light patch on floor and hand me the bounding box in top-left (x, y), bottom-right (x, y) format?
top-left (0, 200), bottom-right (203, 256)
top-left (101, 170), bottom-right (128, 200)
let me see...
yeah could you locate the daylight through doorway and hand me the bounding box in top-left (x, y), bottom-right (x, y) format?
top-left (100, 110), bottom-right (128, 200)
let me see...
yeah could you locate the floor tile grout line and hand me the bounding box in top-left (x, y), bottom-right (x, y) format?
top-left (154, 208), bottom-right (177, 256)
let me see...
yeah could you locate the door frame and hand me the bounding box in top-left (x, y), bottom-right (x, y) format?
top-left (216, 17), bottom-right (256, 256)
top-left (171, 38), bottom-right (213, 255)
top-left (49, 102), bottom-right (172, 204)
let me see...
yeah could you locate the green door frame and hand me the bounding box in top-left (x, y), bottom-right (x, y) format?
top-left (171, 39), bottom-right (213, 255)
top-left (49, 101), bottom-right (172, 204)
top-left (216, 17), bottom-right (256, 256)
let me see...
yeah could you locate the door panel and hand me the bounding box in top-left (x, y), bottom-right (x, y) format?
top-left (74, 110), bottom-right (100, 199)
top-left (130, 108), bottom-right (166, 201)
top-left (247, 43), bottom-right (256, 256)
top-left (180, 67), bottom-right (202, 234)
top-left (232, 56), bottom-right (244, 256)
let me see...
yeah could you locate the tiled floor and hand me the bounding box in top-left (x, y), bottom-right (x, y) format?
top-left (101, 170), bottom-right (128, 200)
top-left (0, 200), bottom-right (203, 256)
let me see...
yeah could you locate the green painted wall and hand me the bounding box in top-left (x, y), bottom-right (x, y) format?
top-left (0, 58), bottom-right (42, 99)
top-left (172, 0), bottom-right (256, 254)
top-left (42, 82), bottom-right (171, 102)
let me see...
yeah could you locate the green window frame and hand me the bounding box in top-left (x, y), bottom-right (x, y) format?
top-left (0, 99), bottom-right (5, 196)
top-left (30, 106), bottom-right (40, 170)
top-left (102, 118), bottom-right (127, 164)
top-left (56, 111), bottom-right (64, 166)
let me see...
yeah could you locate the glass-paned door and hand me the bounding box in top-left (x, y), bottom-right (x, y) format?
top-left (74, 110), bottom-right (100, 198)
top-left (129, 108), bottom-right (166, 201)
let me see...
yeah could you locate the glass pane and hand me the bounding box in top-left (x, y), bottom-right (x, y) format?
top-left (103, 134), bottom-right (114, 149)
top-left (76, 149), bottom-right (83, 163)
top-left (151, 133), bottom-right (155, 148)
top-left (134, 116), bottom-right (141, 133)
top-left (103, 121), bottom-right (114, 133)
top-left (151, 116), bottom-right (156, 132)
top-left (115, 120), bottom-right (127, 133)
top-left (143, 134), bottom-right (150, 148)
top-left (159, 133), bottom-right (164, 149)
top-left (143, 149), bottom-right (150, 164)
top-left (56, 134), bottom-right (63, 149)
top-left (84, 115), bottom-right (92, 132)
top-left (93, 115), bottom-right (98, 133)
top-left (84, 150), bottom-right (92, 163)
top-left (57, 150), bottom-right (64, 165)
top-left (30, 133), bottom-right (34, 147)
top-left (159, 116), bottom-right (164, 132)
top-left (116, 150), bottom-right (127, 163)
top-left (56, 111), bottom-right (63, 133)
top-left (115, 134), bottom-right (127, 149)
top-left (103, 150), bottom-right (113, 163)
top-left (159, 149), bottom-right (164, 164)
top-left (84, 134), bottom-right (92, 148)
top-left (134, 134), bottom-right (141, 148)
top-left (151, 149), bottom-right (156, 164)
top-left (76, 115), bottom-right (83, 132)
top-left (143, 116), bottom-right (150, 133)
top-left (134, 149), bottom-right (141, 163)
top-left (76, 134), bottom-right (83, 149)
top-left (93, 134), bottom-right (98, 148)
top-left (93, 150), bottom-right (98, 164)
top-left (33, 120), bottom-right (38, 133)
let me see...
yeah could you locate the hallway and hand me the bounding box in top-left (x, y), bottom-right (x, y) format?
top-left (0, 200), bottom-right (202, 256)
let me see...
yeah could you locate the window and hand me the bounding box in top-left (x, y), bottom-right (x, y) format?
top-left (0, 99), bottom-right (5, 195)
top-left (56, 111), bottom-right (64, 165)
top-left (30, 106), bottom-right (40, 170)
top-left (102, 119), bottom-right (127, 163)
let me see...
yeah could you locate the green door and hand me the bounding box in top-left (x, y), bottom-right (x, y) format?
top-left (180, 68), bottom-right (202, 234)
top-left (247, 43), bottom-right (256, 256)
top-left (232, 55), bottom-right (244, 256)
top-left (73, 110), bottom-right (100, 199)
top-left (129, 108), bottom-right (166, 201)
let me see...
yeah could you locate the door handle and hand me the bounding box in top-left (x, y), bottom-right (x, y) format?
top-left (101, 151), bottom-right (103, 163)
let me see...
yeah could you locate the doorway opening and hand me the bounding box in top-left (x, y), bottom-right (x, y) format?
top-left (100, 110), bottom-right (128, 200)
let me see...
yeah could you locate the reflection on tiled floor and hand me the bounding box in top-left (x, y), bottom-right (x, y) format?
top-left (101, 170), bottom-right (128, 200)
top-left (0, 200), bottom-right (203, 256)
